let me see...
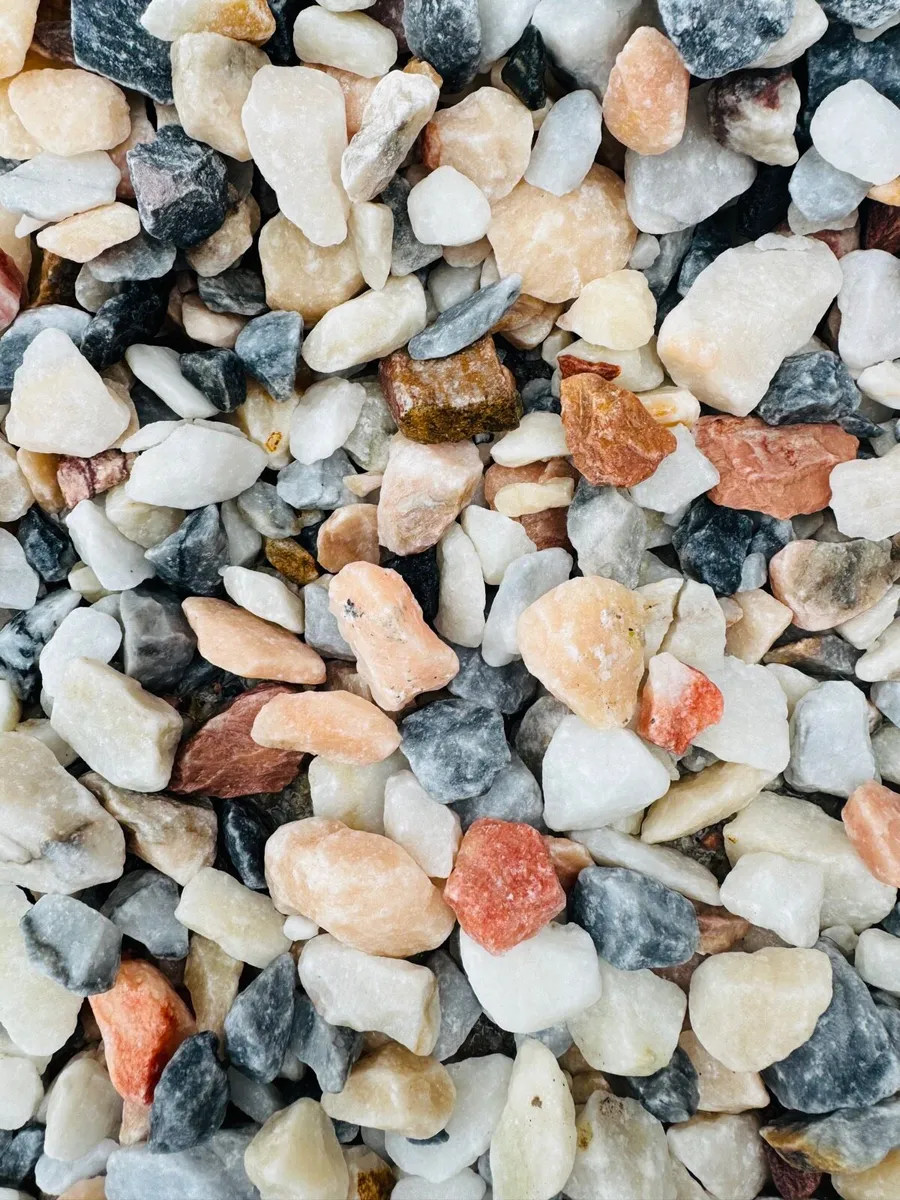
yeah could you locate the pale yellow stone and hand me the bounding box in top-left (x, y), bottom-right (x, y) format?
top-left (489, 167), bottom-right (637, 304)
top-left (725, 589), bottom-right (793, 664)
top-left (230, 378), bottom-right (298, 469)
top-left (176, 866), bottom-right (292, 968)
top-left (679, 1031), bottom-right (770, 1114)
top-left (0, 437), bottom-right (33, 522)
top-left (422, 87), bottom-right (533, 202)
top-left (301, 274), bottom-right (427, 372)
top-left (141, 0), bottom-right (276, 43)
top-left (0, 78), bottom-right (40, 160)
top-left (689, 947), bottom-right (833, 1072)
top-left (443, 237), bottom-right (492, 268)
top-left (36, 203), bottom-right (140, 264)
top-left (641, 762), bottom-right (774, 844)
top-left (321, 1043), bottom-right (456, 1139)
top-left (103, 485), bottom-right (184, 550)
top-left (835, 1147), bottom-right (900, 1199)
top-left (244, 1099), bottom-right (350, 1200)
top-left (868, 178), bottom-right (900, 206)
top-left (639, 385), bottom-right (702, 428)
top-left (187, 195), bottom-right (259, 276)
top-left (172, 32), bottom-right (269, 161)
top-left (184, 933), bottom-right (242, 1044)
top-left (558, 270), bottom-right (656, 351)
top-left (349, 201), bottom-right (393, 291)
top-left (8, 69), bottom-right (130, 156)
top-left (0, 205), bottom-right (31, 279)
top-left (0, 0), bottom-right (39, 80)
top-left (259, 212), bottom-right (363, 322)
top-left (293, 8), bottom-right (397, 77)
top-left (493, 477), bottom-right (574, 517)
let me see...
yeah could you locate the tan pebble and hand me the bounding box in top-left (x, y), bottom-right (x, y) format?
top-left (264, 816), bottom-right (456, 956)
top-left (377, 433), bottom-right (482, 555)
top-left (187, 195), bottom-right (258, 277)
top-left (184, 933), bottom-right (243, 1045)
top-left (603, 28), bottom-right (689, 156)
top-left (443, 237), bottom-right (492, 268)
top-left (8, 68), bottom-right (130, 155)
top-left (175, 866), bottom-right (291, 967)
top-left (641, 761), bottom-right (775, 844)
top-left (181, 292), bottom-right (247, 348)
top-left (252, 690), bottom-right (401, 765)
top-left (312, 64), bottom-right (380, 137)
top-left (679, 1030), bottom-right (770, 1114)
top-left (118, 1098), bottom-right (151, 1146)
top-left (518, 576), bottom-right (645, 729)
top-left (329, 560), bottom-right (459, 711)
top-left (244, 1099), bottom-right (349, 1200)
top-left (422, 86), bottom-right (532, 202)
top-left (321, 1043), bottom-right (456, 1138)
top-left (488, 166), bottom-right (637, 304)
top-left (231, 378), bottom-right (297, 468)
top-left (344, 472), bottom-right (383, 498)
top-left (557, 270), bottom-right (656, 351)
top-left (140, 0), bottom-right (276, 44)
top-left (0, 0), bottom-right (40, 79)
top-left (725, 589), bottom-right (793, 664)
top-left (259, 212), bottom-right (363, 323)
top-left (316, 503), bottom-right (380, 573)
top-left (171, 31), bottom-right (268, 161)
top-left (324, 660), bottom-right (373, 701)
top-left (768, 538), bottom-right (898, 632)
top-left (182, 597), bottom-right (326, 685)
top-left (36, 203), bottom-right (141, 264)
top-left (58, 1178), bottom-right (107, 1200)
top-left (0, 77), bottom-right (40, 159)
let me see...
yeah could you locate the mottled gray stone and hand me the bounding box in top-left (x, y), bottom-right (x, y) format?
top-left (237, 483), bottom-right (305, 539)
top-left (657, 0), bottom-right (794, 78)
top-left (763, 1095), bottom-right (900, 1174)
top-left (101, 869), bottom-right (188, 959)
top-left (789, 147), bottom-right (871, 225)
top-left (0, 588), bottom-right (81, 700)
top-left (224, 954), bottom-right (296, 1084)
top-left (149, 1033), bottom-right (229, 1154)
top-left (20, 893), bottom-right (121, 996)
top-left (145, 505), bottom-right (229, 597)
top-left (784, 681), bottom-right (876, 799)
top-left (408, 275), bottom-right (523, 361)
top-left (105, 1129), bottom-right (258, 1200)
top-left (401, 699), bottom-right (512, 803)
top-left (447, 645), bottom-right (537, 714)
top-left (290, 993), bottom-right (363, 1093)
top-left (302, 581), bottom-right (355, 660)
top-left (424, 949), bottom-right (483, 1062)
top-left (120, 585), bottom-right (196, 693)
top-left (235, 311), bottom-right (303, 403)
top-left (89, 231), bottom-right (177, 283)
top-left (381, 176), bottom-right (441, 277)
top-left (514, 696), bottom-right (570, 785)
top-left (403, 0), bottom-right (482, 92)
top-left (567, 482), bottom-right (647, 589)
top-left (276, 450), bottom-right (357, 510)
top-left (128, 126), bottom-right (228, 249)
top-left (452, 753), bottom-right (543, 832)
top-left (626, 1047), bottom-right (699, 1124)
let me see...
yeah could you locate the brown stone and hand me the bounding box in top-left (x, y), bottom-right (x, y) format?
top-left (864, 201), bottom-right (900, 255)
top-left (484, 458), bottom-right (576, 550)
top-left (329, 561), bottom-right (459, 710)
top-left (377, 433), bottom-right (482, 556)
top-left (557, 354), bottom-right (622, 381)
top-left (768, 539), bottom-right (897, 632)
top-left (760, 1138), bottom-right (827, 1194)
top-left (653, 952), bottom-right (705, 992)
top-left (316, 504), bottom-right (379, 574)
top-left (604, 28), bottom-right (689, 156)
top-left (169, 684), bottom-right (304, 799)
top-left (311, 64), bottom-right (380, 137)
top-left (520, 506), bottom-right (571, 550)
top-left (251, 689), bottom-right (402, 765)
top-left (518, 576), bottom-right (646, 728)
top-left (694, 902), bottom-right (752, 955)
top-left (264, 538), bottom-right (320, 585)
top-left (30, 249), bottom-right (79, 306)
top-left (560, 373), bottom-right (676, 487)
top-left (16, 449), bottom-right (63, 513)
top-left (763, 635), bottom-right (860, 676)
top-left (694, 415), bottom-right (858, 519)
top-left (57, 449), bottom-right (132, 507)
top-left (182, 598), bottom-right (327, 685)
top-left (544, 835), bottom-right (594, 891)
top-left (421, 86), bottom-right (533, 202)
top-left (379, 337), bottom-right (520, 443)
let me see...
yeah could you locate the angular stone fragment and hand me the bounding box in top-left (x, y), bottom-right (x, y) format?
top-left (604, 28), bottom-right (689, 157)
top-left (657, 0), bottom-right (793, 76)
top-left (762, 1096), bottom-right (900, 1176)
top-left (641, 761), bottom-right (773, 844)
top-left (128, 125), bottom-right (228, 248)
top-left (525, 89), bottom-right (603, 197)
top-left (401, 699), bottom-right (510, 803)
top-left (708, 68), bottom-right (800, 167)
top-left (7, 69), bottom-right (130, 158)
top-left (302, 273), bottom-right (427, 372)
top-left (252, 690), bottom-right (400, 765)
top-left (769, 538), bottom-right (897, 631)
top-left (786, 680), bottom-right (876, 798)
top-left (342, 70), bottom-right (438, 203)
top-left (148, 1031), bottom-right (229, 1154)
top-left (182, 597), bottom-right (325, 685)
top-left (678, 1029), bottom-right (769, 1115)
top-left (56, 450), bottom-right (131, 509)
top-left (184, 934), bottom-right (242, 1044)
top-left (265, 817), bottom-right (455, 957)
top-left (841, 781), bottom-right (900, 888)
top-left (572, 865), bottom-right (699, 969)
top-left (721, 851), bottom-right (825, 947)
top-left (224, 954), bottom-right (294, 1084)
top-left (175, 867), bottom-right (291, 967)
top-left (667, 1112), bottom-right (768, 1200)
top-left (638, 652), bottom-right (724, 756)
top-left (0, 151), bottom-right (121, 225)
top-left (377, 433), bottom-right (482, 555)
top-left (830, 446), bottom-right (900, 541)
top-left (244, 1100), bottom-right (349, 1200)
top-left (567, 1092), bottom-right (676, 1200)
top-left (171, 32), bottom-right (268, 161)
top-left (322, 1043), bottom-right (456, 1139)
top-left (140, 0), bottom-right (276, 42)
top-left (403, 0), bottom-right (480, 91)
top-left (561, 373), bottom-right (676, 487)
top-left (259, 213), bottom-right (362, 325)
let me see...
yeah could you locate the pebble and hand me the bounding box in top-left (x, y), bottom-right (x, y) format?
top-left (321, 1042), bottom-right (455, 1141)
top-left (603, 28), bottom-right (690, 156)
top-left (252, 689), bottom-right (400, 764)
top-left (762, 1095), bottom-right (900, 1175)
top-left (223, 953), bottom-right (294, 1084)
top-left (0, 151), bottom-right (121, 225)
top-left (43, 1053), bottom-right (122, 1161)
top-left (401, 699), bottom-right (510, 802)
top-left (407, 279), bottom-right (522, 364)
top-left (786, 679), bottom-right (877, 797)
top-left (19, 894), bottom-right (121, 996)
top-left (720, 851), bottom-right (825, 947)
top-left (525, 90), bottom-right (603, 197)
top-left (119, 585), bottom-right (196, 691)
top-left (175, 866), bottom-right (290, 967)
top-left (500, 23), bottom-right (546, 110)
top-left (302, 274), bottom-right (427, 372)
top-left (403, 0), bottom-right (481, 92)
top-left (638, 651), bottom-right (725, 755)
top-left (342, 70), bottom-right (438, 204)
top-left (668, 1112), bottom-right (769, 1200)
top-left (0, 589), bottom-right (81, 701)
top-left (422, 86), bottom-right (532, 205)
top-left (128, 125), bottom-right (227, 248)
top-left (148, 1031), bottom-right (228, 1154)
top-left (234, 311), bottom-right (302, 403)
top-left (812, 80), bottom-right (900, 188)
top-left (658, 0), bottom-right (793, 76)
top-left (567, 1092), bottom-right (676, 1200)
top-left (626, 1047), bottom-right (700, 1125)
top-left (244, 1100), bottom-right (348, 1200)
top-left (182, 595), bottom-right (325, 684)
top-left (100, 867), bottom-right (188, 958)
top-left (641, 760), bottom-right (777, 845)
top-left (561, 373), bottom-right (676, 487)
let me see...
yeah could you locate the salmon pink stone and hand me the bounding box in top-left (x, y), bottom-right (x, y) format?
top-left (638, 652), bottom-right (725, 756)
top-left (842, 780), bottom-right (900, 887)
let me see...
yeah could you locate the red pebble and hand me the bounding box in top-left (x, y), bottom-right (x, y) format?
top-left (763, 1143), bottom-right (822, 1200)
top-left (444, 818), bottom-right (566, 954)
top-left (638, 652), bottom-right (724, 756)
top-left (0, 249), bottom-right (25, 334)
top-left (90, 959), bottom-right (196, 1104)
top-left (57, 449), bottom-right (133, 507)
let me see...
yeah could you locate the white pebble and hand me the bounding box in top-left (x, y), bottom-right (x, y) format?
top-left (126, 424), bottom-right (267, 509)
top-left (383, 770), bottom-right (461, 879)
top-left (0, 529), bottom-right (39, 611)
top-left (435, 523), bottom-right (486, 649)
top-left (221, 565), bottom-right (305, 634)
top-left (124, 345), bottom-right (217, 419)
top-left (39, 607), bottom-right (123, 701)
top-left (289, 378), bottom-right (366, 466)
top-left (810, 79), bottom-right (900, 186)
top-left (407, 167), bottom-right (492, 248)
top-left (460, 505), bottom-right (536, 586)
top-left (292, 8), bottom-right (397, 77)
top-left (66, 499), bottom-right (155, 591)
top-left (719, 852), bottom-right (824, 947)
top-left (490, 412), bottom-right (569, 467)
top-left (855, 927), bottom-right (900, 995)
top-left (0, 1056), bottom-right (43, 1130)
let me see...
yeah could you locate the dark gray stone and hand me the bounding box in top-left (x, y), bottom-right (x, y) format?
top-left (452, 754), bottom-right (543, 832)
top-left (145, 505), bottom-right (229, 596)
top-left (0, 1126), bottom-right (44, 1188)
top-left (657, 0), bottom-right (794, 78)
top-left (221, 799), bottom-right (270, 891)
top-left (235, 311), bottom-right (303, 402)
top-left (403, 0), bottom-right (482, 92)
top-left (625, 1047), bottom-right (699, 1124)
top-left (17, 508), bottom-right (78, 584)
top-left (181, 349), bottom-right (246, 414)
top-left (756, 351), bottom-right (861, 426)
top-left (807, 22), bottom-right (900, 114)
top-left (401, 699), bottom-right (512, 803)
top-left (423, 949), bottom-right (483, 1062)
top-left (198, 269), bottom-right (267, 317)
top-left (673, 497), bottom-right (754, 596)
top-left (290, 994), bottom-right (363, 1093)
top-left (148, 1033), bottom-right (230, 1154)
top-left (514, 695), bottom-right (569, 785)
top-left (447, 645), bottom-right (537, 714)
top-left (89, 231), bottom-right (177, 283)
top-left (0, 588), bottom-right (81, 700)
top-left (409, 275), bottom-right (523, 360)
top-left (80, 283), bottom-right (168, 371)
top-left (101, 869), bottom-right (188, 959)
top-left (120, 585), bottom-right (197, 693)
top-left (20, 893), bottom-right (121, 995)
top-left (501, 24), bottom-right (546, 110)
top-left (72, 0), bottom-right (173, 103)
top-left (128, 126), bottom-right (229, 249)
top-left (225, 954), bottom-right (296, 1083)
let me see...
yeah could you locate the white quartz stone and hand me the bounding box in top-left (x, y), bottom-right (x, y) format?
top-left (830, 444), bottom-right (900, 540)
top-left (660, 579), bottom-right (727, 674)
top-left (383, 770), bottom-right (461, 879)
top-left (837, 583), bottom-right (900, 650)
top-left (292, 7), bottom-right (397, 76)
top-left (0, 152), bottom-right (120, 223)
top-left (858, 359), bottom-right (900, 408)
top-left (720, 851), bottom-right (825, 947)
top-left (308, 750), bottom-right (405, 835)
top-left (221, 565), bottom-right (304, 633)
top-left (667, 1113), bottom-right (768, 1200)
top-left (811, 80), bottom-right (900, 186)
top-left (126, 423), bottom-right (267, 509)
top-left (302, 275), bottom-right (427, 372)
top-left (630, 425), bottom-right (720, 514)
top-left (435, 523), bottom-right (486, 650)
top-left (481, 547), bottom-right (573, 667)
top-left (175, 867), bottom-right (291, 968)
top-left (525, 90), bottom-right (604, 197)
top-left (490, 412), bottom-right (569, 467)
top-left (836, 249), bottom-right (900, 372)
top-left (532, 0), bottom-right (645, 95)
top-left (855, 927), bottom-right (900, 996)
top-left (857, 617), bottom-right (900, 681)
top-left (571, 827), bottom-right (722, 905)
top-left (692, 657), bottom-right (790, 773)
top-left (43, 1053), bottom-right (121, 1161)
top-left (65, 499), bottom-right (156, 591)
top-left (349, 201), bottom-right (393, 291)
top-left (0, 529), bottom-right (38, 611)
top-left (408, 167), bottom-right (492, 248)
top-left (566, 1092), bottom-right (677, 1200)
top-left (289, 377), bottom-right (366, 465)
top-left (124, 345), bottom-right (217, 418)
top-left (785, 679), bottom-right (877, 797)
top-left (0, 1056), bottom-right (42, 1131)
top-left (460, 505), bottom-right (536, 586)
top-left (39, 607), bottom-right (122, 701)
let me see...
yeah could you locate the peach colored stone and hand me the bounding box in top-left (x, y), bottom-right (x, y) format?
top-left (842, 781), bottom-right (900, 887)
top-left (59, 1180), bottom-right (107, 1200)
top-left (264, 816), bottom-right (456, 956)
top-left (140, 0), bottom-right (276, 44)
top-left (0, 0), bottom-right (40, 79)
top-left (259, 213), bottom-right (363, 323)
top-left (694, 415), bottom-right (859, 520)
top-left (768, 539), bottom-right (898, 632)
top-left (89, 960), bottom-right (195, 1104)
top-left (8, 68), bottom-right (130, 155)
top-left (182, 597), bottom-right (326, 685)
top-left (638, 652), bottom-right (725, 756)
top-left (518, 576), bottom-right (646, 729)
top-left (484, 459), bottom-right (577, 508)
top-left (695, 903), bottom-right (752, 955)
top-left (560, 373), bottom-right (676, 487)
top-left (725, 589), bottom-right (793, 664)
top-left (321, 1043), bottom-right (456, 1139)
top-left (377, 433), bottom-right (482, 556)
top-left (316, 504), bottom-right (379, 574)
top-left (312, 64), bottom-right (380, 137)
top-left (251, 689), bottom-right (401, 765)
top-left (870, 178), bottom-right (900, 206)
top-left (603, 28), bottom-right (690, 156)
top-left (329, 561), bottom-right (459, 710)
top-left (422, 86), bottom-right (533, 202)
top-left (488, 166), bottom-right (637, 304)
top-left (0, 247), bottom-right (24, 334)
top-left (36, 203), bottom-right (142, 264)
top-left (544, 836), bottom-right (594, 891)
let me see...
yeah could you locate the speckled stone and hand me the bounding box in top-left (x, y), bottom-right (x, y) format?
top-left (673, 498), bottom-right (755, 596)
top-left (148, 1032), bottom-right (229, 1154)
top-left (403, 0), bottom-right (481, 92)
top-left (17, 508), bottom-right (78, 584)
top-left (756, 351), bottom-right (861, 426)
top-left (425, 948), bottom-right (483, 1062)
top-left (181, 349), bottom-right (246, 414)
top-left (80, 283), bottom-right (168, 371)
top-left (625, 1047), bottom-right (700, 1125)
top-left (501, 24), bottom-right (546, 111)
top-left (763, 1096), bottom-right (900, 1175)
top-left (221, 798), bottom-right (270, 890)
top-left (128, 126), bottom-right (228, 248)
top-left (400, 699), bottom-right (511, 803)
top-left (89, 231), bottom-right (177, 283)
top-left (0, 588), bottom-right (80, 700)
top-left (235, 311), bottom-right (303, 403)
top-left (224, 954), bottom-right (295, 1084)
top-left (20, 893), bottom-right (122, 996)
top-left (446, 645), bottom-right (537, 715)
top-left (120, 585), bottom-right (196, 693)
top-left (72, 0), bottom-right (174, 103)
top-left (145, 505), bottom-right (228, 597)
top-left (658, 0), bottom-right (794, 78)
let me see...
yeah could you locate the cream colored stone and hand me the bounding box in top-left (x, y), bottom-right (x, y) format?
top-left (141, 0), bottom-right (276, 42)
top-left (348, 201), bottom-right (393, 290)
top-left (0, 437), bottom-right (32, 522)
top-left (639, 385), bottom-right (702, 428)
top-left (641, 762), bottom-right (774, 844)
top-left (0, 78), bottom-right (40, 160)
top-left (103, 485), bottom-right (184, 550)
top-left (8, 70), bottom-right (130, 157)
top-left (667, 1113), bottom-right (768, 1200)
top-left (321, 1043), bottom-right (455, 1139)
top-left (558, 270), bottom-right (656, 351)
top-left (231, 378), bottom-right (298, 469)
top-left (44, 1054), bottom-right (122, 1161)
top-left (378, 434), bottom-right (483, 557)
top-left (679, 1031), bottom-right (769, 1114)
top-left (36, 203), bottom-right (140, 264)
top-left (302, 274), bottom-right (427, 372)
top-left (293, 7), bottom-right (397, 77)
top-left (176, 867), bottom-right (291, 967)
top-left (0, 0), bottom-right (39, 80)
top-left (423, 87), bottom-right (533, 203)
top-left (184, 933), bottom-right (242, 1043)
top-left (725, 589), bottom-right (793, 663)
top-left (187, 195), bottom-right (258, 276)
top-left (260, 212), bottom-right (363, 323)
top-left (0, 205), bottom-right (31, 279)
top-left (181, 292), bottom-right (248, 348)
top-left (172, 32), bottom-right (269, 161)
top-left (244, 1099), bottom-right (349, 1200)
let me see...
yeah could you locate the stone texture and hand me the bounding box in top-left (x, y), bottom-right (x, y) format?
top-left (251, 690), bottom-right (401, 764)
top-left (768, 538), bottom-right (898, 631)
top-left (171, 32), bottom-right (268, 161)
top-left (259, 212), bottom-right (362, 324)
top-left (175, 867), bottom-right (291, 967)
top-left (638, 652), bottom-right (724, 756)
top-left (342, 70), bottom-right (438, 203)
top-left (182, 597), bottom-right (326, 685)
top-left (377, 433), bottom-right (482, 555)
top-left (842, 780), bottom-right (900, 888)
top-left (8, 69), bottom-right (130, 157)
top-left (561, 373), bottom-right (676, 487)
top-left (244, 1100), bottom-right (348, 1200)
top-left (321, 1043), bottom-right (455, 1140)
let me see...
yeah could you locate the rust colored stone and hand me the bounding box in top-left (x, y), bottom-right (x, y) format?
top-left (638, 652), bottom-right (724, 756)
top-left (543, 835), bottom-right (593, 891)
top-left (30, 249), bottom-right (79, 306)
top-left (89, 960), bottom-right (195, 1104)
top-left (169, 684), bottom-right (303, 799)
top-left (695, 415), bottom-right (858, 520)
top-left (560, 373), bottom-right (676, 487)
top-left (57, 448), bottom-right (132, 507)
top-left (519, 506), bottom-right (572, 550)
top-left (264, 537), bottom-right (320, 585)
top-left (444, 818), bottom-right (566, 954)
top-left (694, 902), bottom-right (751, 955)
top-left (842, 780), bottom-right (900, 887)
top-left (556, 355), bottom-right (622, 381)
top-left (0, 248), bottom-right (25, 334)
top-left (864, 201), bottom-right (900, 255)
top-left (316, 504), bottom-right (380, 574)
top-left (16, 449), bottom-right (64, 512)
top-left (762, 1142), bottom-right (822, 1199)
top-left (379, 337), bottom-right (520, 443)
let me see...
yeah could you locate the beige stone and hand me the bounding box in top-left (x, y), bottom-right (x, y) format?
top-left (321, 1044), bottom-right (455, 1139)
top-left (36, 203), bottom-right (141, 264)
top-left (422, 87), bottom-right (533, 202)
top-left (0, 205), bottom-right (31, 279)
top-left (0, 436), bottom-right (33, 521)
top-left (184, 934), bottom-right (242, 1044)
top-left (679, 1030), bottom-right (769, 1114)
top-left (834, 1147), bottom-right (900, 1200)
top-left (344, 1147), bottom-right (394, 1200)
top-left (182, 597), bottom-right (325, 684)
top-left (0, 78), bottom-right (40, 160)
top-left (725, 589), bottom-right (793, 663)
top-left (301, 274), bottom-right (426, 372)
top-left (264, 817), bottom-right (456, 957)
top-left (230, 378), bottom-right (297, 469)
top-left (187, 195), bottom-right (259, 277)
top-left (181, 292), bottom-right (248, 348)
top-left (557, 269), bottom-right (656, 351)
top-left (293, 7), bottom-right (396, 76)
top-left (259, 212), bottom-right (363, 322)
top-left (316, 504), bottom-right (379, 573)
top-left (103, 485), bottom-right (184, 550)
top-left (348, 201), bottom-right (393, 291)
top-left (377, 433), bottom-right (482, 556)
top-left (518, 576), bottom-right (645, 729)
top-left (639, 386), bottom-right (702, 428)
top-left (176, 866), bottom-right (291, 967)
top-left (641, 762), bottom-right (774, 844)
top-left (252, 690), bottom-right (401, 764)
top-left (244, 1099), bottom-right (349, 1200)
top-left (141, 0), bottom-right (276, 43)
top-left (172, 32), bottom-right (269, 160)
top-left (16, 449), bottom-right (62, 512)
top-left (0, 0), bottom-right (39, 80)
top-left (9, 69), bottom-right (130, 156)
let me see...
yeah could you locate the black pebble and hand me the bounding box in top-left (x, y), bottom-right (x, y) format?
top-left (265, 0), bottom-right (305, 63)
top-left (657, 0), bottom-right (793, 78)
top-left (149, 1032), bottom-right (229, 1154)
top-left (181, 349), bottom-right (247, 413)
top-left (221, 798), bottom-right (270, 890)
top-left (17, 508), bottom-right (78, 584)
top-left (496, 343), bottom-right (553, 390)
top-left (145, 505), bottom-right (229, 596)
top-left (501, 24), bottom-right (546, 110)
top-left (400, 698), bottom-right (512, 803)
top-left (625, 1048), bottom-right (700, 1124)
top-left (132, 380), bottom-right (181, 424)
top-left (756, 351), bottom-right (860, 426)
top-left (80, 283), bottom-right (168, 371)
top-left (235, 311), bottom-right (304, 402)
top-left (673, 498), bottom-right (754, 596)
top-left (198, 269), bottom-right (268, 317)
top-left (0, 1125), bottom-right (44, 1187)
top-left (128, 126), bottom-right (229, 249)
top-left (120, 584), bottom-right (197, 693)
top-left (403, 0), bottom-right (482, 92)
top-left (677, 216), bottom-right (732, 296)
top-left (807, 22), bottom-right (900, 114)
top-left (71, 0), bottom-right (173, 103)
top-left (224, 954), bottom-right (296, 1083)
top-left (732, 164), bottom-right (792, 241)
top-left (383, 547), bottom-right (440, 624)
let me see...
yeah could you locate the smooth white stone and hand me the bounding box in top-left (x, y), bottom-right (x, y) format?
top-left (459, 923), bottom-right (602, 1034)
top-left (242, 65), bottom-right (349, 247)
top-left (382, 770), bottom-right (461, 879)
top-left (0, 1056), bottom-right (43, 1130)
top-left (299, 932), bottom-right (439, 1055)
top-left (0, 530), bottom-right (38, 611)
top-left (658, 234), bottom-right (842, 415)
top-left (692, 657), bottom-right (790, 773)
top-left (490, 412), bottom-right (569, 467)
top-left (308, 750), bottom-right (405, 835)
top-left (749, 0), bottom-right (828, 66)
top-left (720, 851), bottom-right (824, 947)
top-left (785, 680), bottom-right (877, 798)
top-left (660, 579), bottom-right (727, 674)
top-left (0, 438), bottom-right (33, 523)
top-left (858, 359), bottom-right (900, 408)
top-left (43, 1053), bottom-right (121, 1161)
top-left (435, 523), bottom-right (486, 650)
top-left (349, 201), bottom-right (393, 291)
top-left (481, 547), bottom-right (573, 667)
top-left (289, 377), bottom-right (366, 465)
top-left (283, 914), bottom-right (319, 941)
top-left (341, 70), bottom-right (439, 205)
top-left (65, 499), bottom-right (155, 591)
top-left (830, 444), bottom-right (900, 540)
top-left (766, 663), bottom-right (819, 715)
top-left (667, 1113), bottom-right (768, 1200)
top-left (119, 420), bottom-right (186, 454)
top-left (811, 80), bottom-right (900, 186)
top-left (724, 790), bottom-right (896, 931)
top-left (392, 1171), bottom-right (486, 1200)
top-left (408, 167), bottom-right (491, 248)
top-left (837, 583), bottom-right (900, 650)
top-left (460, 504), bottom-right (536, 586)
top-left (562, 338), bottom-right (665, 392)
top-left (478, 0), bottom-right (539, 68)
top-left (124, 345), bottom-right (217, 418)
top-left (126, 423), bottom-right (267, 508)
top-left (221, 497), bottom-right (263, 566)
top-left (837, 249), bottom-right (900, 372)
top-left (570, 827), bottom-right (722, 905)
top-left (0, 885), bottom-right (81, 1057)
top-left (386, 1054), bottom-right (513, 1183)
top-left (558, 269), bottom-right (656, 352)
top-left (39, 607), bottom-right (122, 701)
top-left (857, 617), bottom-right (900, 681)
top-left (525, 90), bottom-right (604, 197)
top-left (630, 425), bottom-right (720, 514)
top-left (221, 565), bottom-right (304, 633)
top-left (302, 274), bottom-right (427, 372)
top-left (6, 328), bottom-right (130, 457)
top-left (175, 867), bottom-right (291, 968)
top-left (542, 716), bottom-right (670, 831)
top-left (104, 485), bottom-right (184, 551)
top-left (490, 1039), bottom-right (576, 1200)
top-left (292, 8), bottom-right (396, 76)
top-left (854, 927), bottom-right (900, 995)
top-left (566, 1092), bottom-right (677, 1200)
top-left (0, 152), bottom-right (120, 222)
top-left (568, 957), bottom-right (685, 1076)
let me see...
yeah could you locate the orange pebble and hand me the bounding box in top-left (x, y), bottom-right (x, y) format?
top-left (90, 960), bottom-right (195, 1104)
top-left (843, 780), bottom-right (900, 887)
top-left (638, 652), bottom-right (724, 756)
top-left (251, 689), bottom-right (401, 764)
top-left (544, 836), bottom-right (594, 891)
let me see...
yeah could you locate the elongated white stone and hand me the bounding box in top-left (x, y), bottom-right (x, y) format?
top-left (221, 566), bottom-right (304, 633)
top-left (39, 607), bottom-right (122, 701)
top-left (301, 275), bottom-right (427, 372)
top-left (126, 424), bottom-right (267, 508)
top-left (125, 345), bottom-right (217, 418)
top-left (0, 152), bottom-right (120, 223)
top-left (66, 500), bottom-right (156, 592)
top-left (0, 529), bottom-right (39, 611)
top-left (175, 867), bottom-right (291, 968)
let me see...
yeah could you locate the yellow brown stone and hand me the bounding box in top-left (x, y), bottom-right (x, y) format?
top-left (264, 538), bottom-right (320, 585)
